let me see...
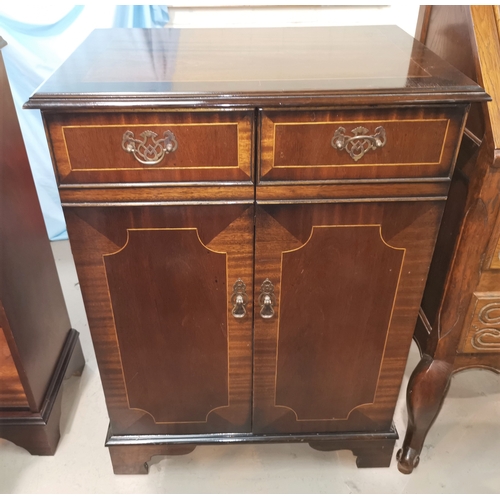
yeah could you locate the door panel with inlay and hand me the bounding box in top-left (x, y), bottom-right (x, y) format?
top-left (65, 204), bottom-right (254, 435)
top-left (252, 201), bottom-right (444, 434)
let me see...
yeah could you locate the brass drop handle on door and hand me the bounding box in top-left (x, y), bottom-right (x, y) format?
top-left (121, 129), bottom-right (178, 165)
top-left (259, 278), bottom-right (276, 319)
top-left (231, 279), bottom-right (248, 319)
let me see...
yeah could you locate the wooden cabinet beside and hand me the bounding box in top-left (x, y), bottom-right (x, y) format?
top-left (27, 26), bottom-right (487, 473)
top-left (396, 6), bottom-right (500, 474)
top-left (0, 37), bottom-right (85, 455)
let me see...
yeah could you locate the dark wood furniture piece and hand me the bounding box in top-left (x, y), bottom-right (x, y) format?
top-left (397, 6), bottom-right (500, 474)
top-left (26, 26), bottom-right (487, 474)
top-left (0, 37), bottom-right (85, 455)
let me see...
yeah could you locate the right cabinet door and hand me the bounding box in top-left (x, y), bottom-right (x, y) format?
top-left (252, 201), bottom-right (443, 434)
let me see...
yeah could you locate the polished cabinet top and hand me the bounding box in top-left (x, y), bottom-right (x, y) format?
top-left (27, 26), bottom-right (487, 109)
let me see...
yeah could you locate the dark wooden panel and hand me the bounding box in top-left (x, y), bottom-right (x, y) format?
top-left (260, 107), bottom-right (467, 181)
top-left (103, 228), bottom-right (229, 423)
top-left (0, 46), bottom-right (72, 412)
top-left (46, 111), bottom-right (253, 185)
top-left (26, 26), bottom-right (486, 110)
top-left (0, 325), bottom-right (28, 409)
top-left (252, 201), bottom-right (443, 434)
top-left (64, 204), bottom-right (254, 435)
top-left (276, 225), bottom-right (404, 421)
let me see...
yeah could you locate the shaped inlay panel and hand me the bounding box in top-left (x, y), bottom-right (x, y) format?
top-left (103, 228), bottom-right (228, 423)
top-left (275, 225), bottom-right (405, 420)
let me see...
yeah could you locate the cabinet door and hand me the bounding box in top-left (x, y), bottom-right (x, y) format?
top-left (65, 204), bottom-right (254, 435)
top-left (252, 202), bottom-right (443, 434)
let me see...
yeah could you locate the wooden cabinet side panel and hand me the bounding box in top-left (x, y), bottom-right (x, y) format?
top-left (65, 204), bottom-right (254, 435)
top-left (0, 50), bottom-right (71, 411)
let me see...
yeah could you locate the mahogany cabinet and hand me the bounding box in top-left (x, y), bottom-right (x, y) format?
top-left (0, 37), bottom-right (84, 455)
top-left (26, 26), bottom-right (487, 473)
top-left (397, 6), bottom-right (500, 474)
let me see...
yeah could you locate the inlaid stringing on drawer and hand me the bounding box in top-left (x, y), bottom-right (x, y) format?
top-left (260, 107), bottom-right (467, 182)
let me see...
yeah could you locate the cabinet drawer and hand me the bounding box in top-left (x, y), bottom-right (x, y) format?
top-left (260, 107), bottom-right (467, 182)
top-left (46, 111), bottom-right (253, 185)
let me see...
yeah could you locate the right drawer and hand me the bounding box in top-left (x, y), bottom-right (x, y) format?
top-left (260, 107), bottom-right (467, 182)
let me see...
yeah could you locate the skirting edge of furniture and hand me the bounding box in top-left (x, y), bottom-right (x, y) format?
top-left (0, 329), bottom-right (85, 455)
top-left (105, 425), bottom-right (398, 474)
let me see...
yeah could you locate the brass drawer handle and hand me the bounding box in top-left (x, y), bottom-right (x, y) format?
top-left (259, 278), bottom-right (276, 319)
top-left (231, 279), bottom-right (248, 319)
top-left (331, 125), bottom-right (386, 161)
top-left (122, 130), bottom-right (178, 165)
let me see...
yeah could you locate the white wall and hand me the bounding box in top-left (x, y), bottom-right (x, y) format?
top-left (167, 3), bottom-right (420, 37)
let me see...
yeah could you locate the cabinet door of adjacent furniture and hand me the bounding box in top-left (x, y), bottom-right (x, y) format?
top-left (252, 201), bottom-right (444, 434)
top-left (64, 204), bottom-right (254, 436)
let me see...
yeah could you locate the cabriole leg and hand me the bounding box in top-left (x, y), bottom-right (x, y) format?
top-left (397, 354), bottom-right (453, 474)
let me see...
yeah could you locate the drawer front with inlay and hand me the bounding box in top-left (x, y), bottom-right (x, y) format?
top-left (260, 107), bottom-right (467, 182)
top-left (46, 111), bottom-right (254, 185)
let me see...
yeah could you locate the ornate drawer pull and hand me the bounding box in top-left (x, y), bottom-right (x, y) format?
top-left (259, 278), bottom-right (276, 319)
top-left (331, 125), bottom-right (386, 161)
top-left (231, 279), bottom-right (248, 319)
top-left (122, 130), bottom-right (178, 165)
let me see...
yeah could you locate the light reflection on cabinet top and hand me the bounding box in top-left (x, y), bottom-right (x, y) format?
top-left (26, 26), bottom-right (488, 109)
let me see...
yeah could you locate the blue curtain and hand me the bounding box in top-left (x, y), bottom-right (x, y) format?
top-left (0, 6), bottom-right (169, 240)
top-left (114, 5), bottom-right (170, 28)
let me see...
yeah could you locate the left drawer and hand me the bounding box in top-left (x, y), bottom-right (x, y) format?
top-left (44, 111), bottom-right (254, 185)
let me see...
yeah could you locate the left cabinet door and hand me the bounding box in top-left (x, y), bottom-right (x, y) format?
top-left (65, 204), bottom-right (254, 435)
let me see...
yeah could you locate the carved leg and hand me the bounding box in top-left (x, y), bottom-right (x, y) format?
top-left (310, 438), bottom-right (395, 468)
top-left (109, 444), bottom-right (197, 474)
top-left (397, 354), bottom-right (453, 474)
